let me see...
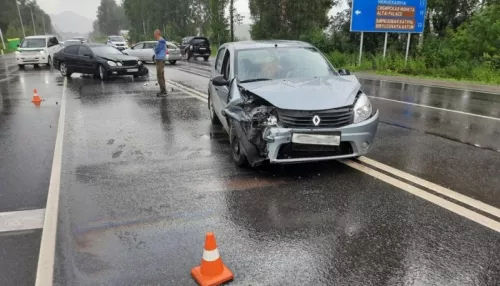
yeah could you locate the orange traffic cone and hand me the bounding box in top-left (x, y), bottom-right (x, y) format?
top-left (32, 89), bottom-right (42, 105)
top-left (191, 232), bottom-right (234, 286)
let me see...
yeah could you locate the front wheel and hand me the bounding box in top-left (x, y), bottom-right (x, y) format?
top-left (18, 64), bottom-right (25, 68)
top-left (59, 62), bottom-right (72, 77)
top-left (169, 60), bottom-right (177, 65)
top-left (203, 56), bottom-right (209, 62)
top-left (98, 64), bottom-right (109, 80)
top-left (186, 51), bottom-right (192, 61)
top-left (47, 56), bottom-right (52, 67)
top-left (230, 123), bottom-right (247, 167)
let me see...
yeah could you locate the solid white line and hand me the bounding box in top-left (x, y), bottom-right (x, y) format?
top-left (35, 77), bottom-right (67, 286)
top-left (359, 157), bottom-right (500, 219)
top-left (166, 80), bottom-right (208, 102)
top-left (0, 76), bottom-right (15, 83)
top-left (170, 79), bottom-right (500, 233)
top-left (342, 160), bottom-right (500, 233)
top-left (0, 209), bottom-right (45, 233)
top-left (369, 96), bottom-right (500, 121)
top-left (357, 76), bottom-right (500, 95)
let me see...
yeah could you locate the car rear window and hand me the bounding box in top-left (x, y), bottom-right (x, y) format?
top-left (191, 38), bottom-right (209, 45)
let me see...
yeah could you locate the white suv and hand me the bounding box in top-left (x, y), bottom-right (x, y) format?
top-left (106, 35), bottom-right (128, 51)
top-left (15, 35), bottom-right (62, 68)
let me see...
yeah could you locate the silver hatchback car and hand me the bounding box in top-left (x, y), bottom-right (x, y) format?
top-left (208, 40), bottom-right (379, 167)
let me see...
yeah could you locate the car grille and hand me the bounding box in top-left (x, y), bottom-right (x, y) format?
top-left (116, 44), bottom-right (125, 46)
top-left (276, 107), bottom-right (354, 128)
top-left (277, 142), bottom-right (353, 159)
top-left (121, 60), bottom-right (137, 67)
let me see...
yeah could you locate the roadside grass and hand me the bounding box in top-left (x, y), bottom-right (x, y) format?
top-left (326, 51), bottom-right (500, 85)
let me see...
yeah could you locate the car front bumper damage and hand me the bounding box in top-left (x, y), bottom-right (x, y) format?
top-left (227, 105), bottom-right (379, 167)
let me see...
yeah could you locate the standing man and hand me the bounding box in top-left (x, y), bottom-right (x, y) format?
top-left (154, 29), bottom-right (167, 97)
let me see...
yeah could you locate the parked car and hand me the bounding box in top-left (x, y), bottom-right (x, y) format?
top-left (63, 39), bottom-right (83, 47)
top-left (106, 35), bottom-right (128, 51)
top-left (123, 41), bottom-right (181, 64)
top-left (53, 44), bottom-right (148, 80)
top-left (179, 36), bottom-right (211, 61)
top-left (15, 35), bottom-right (62, 68)
top-left (208, 40), bottom-right (379, 167)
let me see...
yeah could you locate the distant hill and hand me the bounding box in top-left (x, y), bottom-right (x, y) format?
top-left (51, 11), bottom-right (93, 35)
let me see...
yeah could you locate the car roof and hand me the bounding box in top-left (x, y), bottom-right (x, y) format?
top-left (225, 40), bottom-right (313, 50)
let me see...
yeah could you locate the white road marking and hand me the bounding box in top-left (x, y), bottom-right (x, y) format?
top-left (0, 76), bottom-right (15, 83)
top-left (35, 77), bottom-right (67, 286)
top-left (0, 209), bottom-right (45, 233)
top-left (369, 96), bottom-right (500, 121)
top-left (357, 76), bottom-right (500, 95)
top-left (358, 156), bottom-right (500, 219)
top-left (169, 79), bottom-right (500, 233)
top-left (342, 160), bottom-right (500, 233)
top-left (166, 80), bottom-right (208, 102)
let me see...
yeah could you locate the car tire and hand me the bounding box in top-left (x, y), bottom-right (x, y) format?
top-left (152, 56), bottom-right (155, 63)
top-left (98, 64), bottom-right (109, 80)
top-left (186, 51), bottom-right (192, 61)
top-left (18, 64), bottom-right (25, 68)
top-left (59, 62), bottom-right (72, 77)
top-left (230, 123), bottom-right (247, 167)
top-left (34, 64), bottom-right (40, 68)
top-left (208, 92), bottom-right (221, 126)
top-left (47, 56), bottom-right (52, 67)
top-left (133, 73), bottom-right (139, 78)
top-left (204, 56), bottom-right (209, 61)
top-left (169, 60), bottom-right (177, 65)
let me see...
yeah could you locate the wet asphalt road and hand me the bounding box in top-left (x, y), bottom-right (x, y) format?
top-left (1, 55), bottom-right (500, 285)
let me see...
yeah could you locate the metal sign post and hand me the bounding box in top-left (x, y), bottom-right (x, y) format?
top-left (0, 28), bottom-right (5, 50)
top-left (15, 0), bottom-right (26, 38)
top-left (383, 32), bottom-right (388, 59)
top-left (359, 32), bottom-right (364, 66)
top-left (405, 33), bottom-right (411, 66)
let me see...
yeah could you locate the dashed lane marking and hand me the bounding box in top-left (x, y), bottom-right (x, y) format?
top-left (170, 79), bottom-right (500, 233)
top-left (35, 77), bottom-right (67, 286)
top-left (0, 209), bottom-right (45, 233)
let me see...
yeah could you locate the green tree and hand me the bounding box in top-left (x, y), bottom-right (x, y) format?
top-left (96, 0), bottom-right (129, 35)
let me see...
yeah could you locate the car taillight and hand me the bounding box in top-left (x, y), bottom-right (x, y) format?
top-left (166, 49), bottom-right (169, 55)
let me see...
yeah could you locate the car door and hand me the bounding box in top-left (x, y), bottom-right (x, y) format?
top-left (63, 45), bottom-right (80, 71)
top-left (129, 42), bottom-right (143, 58)
top-left (143, 42), bottom-right (155, 61)
top-left (212, 48), bottom-right (230, 129)
top-left (77, 45), bottom-right (95, 74)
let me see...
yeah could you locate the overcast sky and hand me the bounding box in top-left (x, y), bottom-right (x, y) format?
top-left (37, 0), bottom-right (347, 22)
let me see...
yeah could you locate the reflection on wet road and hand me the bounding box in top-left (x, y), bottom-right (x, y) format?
top-left (1, 57), bottom-right (500, 285)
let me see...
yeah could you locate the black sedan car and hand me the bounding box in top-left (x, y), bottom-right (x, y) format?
top-left (53, 44), bottom-right (148, 80)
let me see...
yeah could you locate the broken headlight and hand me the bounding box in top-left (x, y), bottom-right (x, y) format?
top-left (265, 115), bottom-right (278, 126)
top-left (353, 93), bottom-right (372, 123)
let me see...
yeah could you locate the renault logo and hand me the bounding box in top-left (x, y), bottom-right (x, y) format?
top-left (312, 115), bottom-right (321, 126)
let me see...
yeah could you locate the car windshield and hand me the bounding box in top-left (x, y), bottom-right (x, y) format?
top-left (20, 38), bottom-right (46, 48)
top-left (110, 36), bottom-right (125, 42)
top-left (65, 40), bottom-right (80, 45)
top-left (91, 46), bottom-right (123, 55)
top-left (236, 47), bottom-right (337, 82)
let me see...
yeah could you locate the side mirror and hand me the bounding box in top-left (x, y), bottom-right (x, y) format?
top-left (338, 69), bottom-right (351, 76)
top-left (212, 75), bottom-right (228, 87)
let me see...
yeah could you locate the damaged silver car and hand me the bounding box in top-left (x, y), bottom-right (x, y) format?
top-left (208, 41), bottom-right (379, 167)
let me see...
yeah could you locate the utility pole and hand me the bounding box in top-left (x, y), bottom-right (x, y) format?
top-left (30, 4), bottom-right (36, 35)
top-left (42, 15), bottom-right (46, 35)
top-left (230, 0), bottom-right (234, 42)
top-left (15, 0), bottom-right (26, 38)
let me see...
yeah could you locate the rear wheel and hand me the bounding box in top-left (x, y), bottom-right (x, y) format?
top-left (47, 56), bottom-right (52, 67)
top-left (203, 56), bottom-right (209, 61)
top-left (34, 64), bottom-right (40, 68)
top-left (186, 51), bottom-right (192, 61)
top-left (98, 64), bottom-right (109, 80)
top-left (230, 123), bottom-right (247, 167)
top-left (18, 64), bottom-right (25, 68)
top-left (59, 62), bottom-right (72, 77)
top-left (169, 60), bottom-right (177, 65)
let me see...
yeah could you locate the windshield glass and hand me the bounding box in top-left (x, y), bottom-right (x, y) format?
top-left (20, 38), bottom-right (46, 48)
top-left (65, 40), bottom-right (80, 45)
top-left (91, 46), bottom-right (123, 55)
top-left (236, 47), bottom-right (336, 82)
top-left (109, 36), bottom-right (125, 42)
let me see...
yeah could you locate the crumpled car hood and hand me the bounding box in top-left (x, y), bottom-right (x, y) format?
top-left (238, 76), bottom-right (361, 110)
top-left (95, 54), bottom-right (139, 62)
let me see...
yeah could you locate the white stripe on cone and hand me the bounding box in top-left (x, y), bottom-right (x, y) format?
top-left (202, 249), bottom-right (220, 262)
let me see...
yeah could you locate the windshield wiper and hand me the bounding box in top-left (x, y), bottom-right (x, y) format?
top-left (240, 78), bottom-right (272, 83)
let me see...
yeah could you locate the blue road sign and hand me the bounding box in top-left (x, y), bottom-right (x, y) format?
top-left (351, 0), bottom-right (427, 33)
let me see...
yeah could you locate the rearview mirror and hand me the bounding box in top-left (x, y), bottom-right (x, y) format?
top-left (212, 75), bottom-right (228, 87)
top-left (338, 69), bottom-right (351, 76)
